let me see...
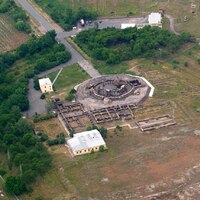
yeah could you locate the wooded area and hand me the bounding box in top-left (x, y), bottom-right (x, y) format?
top-left (0, 31), bottom-right (71, 196)
top-left (75, 27), bottom-right (194, 64)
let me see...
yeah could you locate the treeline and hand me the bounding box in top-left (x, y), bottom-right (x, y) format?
top-left (0, 31), bottom-right (71, 77)
top-left (34, 0), bottom-right (97, 30)
top-left (75, 26), bottom-right (195, 64)
top-left (33, 113), bottom-right (57, 123)
top-left (0, 31), bottom-right (70, 196)
top-left (47, 133), bottom-right (65, 146)
top-left (0, 0), bottom-right (31, 33)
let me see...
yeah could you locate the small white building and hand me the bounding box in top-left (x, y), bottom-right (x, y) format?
top-left (148, 12), bottom-right (162, 27)
top-left (39, 78), bottom-right (53, 93)
top-left (121, 23), bottom-right (136, 29)
top-left (67, 129), bottom-right (107, 156)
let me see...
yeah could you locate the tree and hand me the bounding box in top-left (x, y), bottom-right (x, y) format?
top-left (99, 145), bottom-right (105, 152)
top-left (184, 61), bottom-right (188, 67)
top-left (55, 51), bottom-right (71, 63)
top-left (116, 125), bottom-right (122, 132)
top-left (98, 127), bottom-right (107, 138)
top-left (33, 77), bottom-right (40, 90)
top-left (69, 130), bottom-right (75, 138)
top-left (5, 176), bottom-right (26, 195)
top-left (40, 93), bottom-right (45, 99)
top-left (15, 20), bottom-right (26, 32)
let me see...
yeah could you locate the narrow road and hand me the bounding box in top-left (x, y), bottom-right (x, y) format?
top-left (165, 14), bottom-right (180, 35)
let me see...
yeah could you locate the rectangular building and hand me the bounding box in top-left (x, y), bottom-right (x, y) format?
top-left (39, 78), bottom-right (53, 93)
top-left (148, 12), bottom-right (162, 28)
top-left (67, 129), bottom-right (107, 156)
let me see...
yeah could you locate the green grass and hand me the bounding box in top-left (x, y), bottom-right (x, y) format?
top-left (47, 63), bottom-right (89, 90)
top-left (34, 0), bottom-right (140, 17)
top-left (93, 60), bottom-right (135, 75)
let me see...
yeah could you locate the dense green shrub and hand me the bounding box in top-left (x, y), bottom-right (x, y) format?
top-left (75, 27), bottom-right (194, 64)
top-left (33, 113), bottom-right (57, 123)
top-left (65, 88), bottom-right (76, 101)
top-left (47, 133), bottom-right (65, 146)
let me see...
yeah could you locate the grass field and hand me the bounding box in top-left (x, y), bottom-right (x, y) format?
top-left (0, 14), bottom-right (28, 53)
top-left (47, 63), bottom-right (89, 91)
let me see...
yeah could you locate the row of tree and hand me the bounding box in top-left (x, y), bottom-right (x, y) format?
top-left (75, 26), bottom-right (195, 64)
top-left (0, 0), bottom-right (31, 33)
top-left (0, 31), bottom-right (71, 196)
top-left (34, 0), bottom-right (97, 30)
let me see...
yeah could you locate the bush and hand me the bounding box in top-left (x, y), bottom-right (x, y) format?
top-left (47, 133), bottom-right (65, 146)
top-left (66, 93), bottom-right (75, 101)
top-left (197, 58), bottom-right (200, 64)
top-left (33, 113), bottom-right (57, 123)
top-left (99, 145), bottom-right (106, 152)
top-left (39, 133), bottom-right (48, 142)
top-left (40, 93), bottom-right (45, 99)
top-left (33, 76), bottom-right (40, 90)
top-left (66, 88), bottom-right (76, 101)
top-left (69, 130), bottom-right (75, 138)
top-left (0, 168), bottom-right (6, 176)
top-left (184, 61), bottom-right (189, 67)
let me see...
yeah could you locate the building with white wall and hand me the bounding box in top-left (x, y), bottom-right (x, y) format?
top-left (148, 12), bottom-right (162, 28)
top-left (67, 129), bottom-right (107, 156)
top-left (121, 12), bottom-right (162, 30)
top-left (39, 78), bottom-right (53, 93)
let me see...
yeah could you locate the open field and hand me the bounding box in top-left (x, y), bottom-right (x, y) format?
top-left (35, 0), bottom-right (200, 36)
top-left (0, 14), bottom-right (28, 52)
top-left (23, 42), bottom-right (200, 199)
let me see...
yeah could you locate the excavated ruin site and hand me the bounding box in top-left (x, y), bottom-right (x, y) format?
top-left (53, 74), bottom-right (176, 133)
top-left (75, 74), bottom-right (152, 110)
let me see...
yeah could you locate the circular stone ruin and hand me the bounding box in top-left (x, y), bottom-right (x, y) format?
top-left (76, 74), bottom-right (152, 110)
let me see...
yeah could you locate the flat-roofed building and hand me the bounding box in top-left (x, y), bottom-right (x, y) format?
top-left (39, 78), bottom-right (53, 93)
top-left (67, 129), bottom-right (107, 156)
top-left (148, 12), bottom-right (162, 28)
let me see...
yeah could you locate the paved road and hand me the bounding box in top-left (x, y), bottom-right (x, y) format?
top-left (17, 0), bottom-right (55, 32)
